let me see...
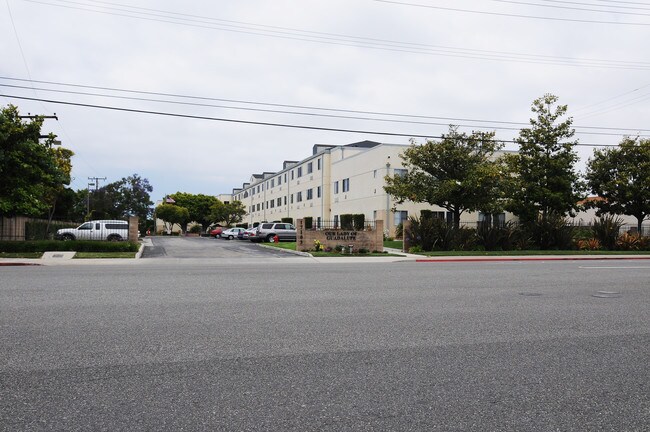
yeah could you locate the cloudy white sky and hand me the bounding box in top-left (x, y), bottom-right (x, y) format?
top-left (2, 0), bottom-right (649, 200)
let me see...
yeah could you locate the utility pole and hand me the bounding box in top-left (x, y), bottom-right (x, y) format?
top-left (87, 177), bottom-right (107, 215)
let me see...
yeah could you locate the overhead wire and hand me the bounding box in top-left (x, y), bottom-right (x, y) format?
top-left (373, 0), bottom-right (650, 26)
top-left (19, 0), bottom-right (650, 70)
top-left (2, 77), bottom-right (648, 135)
top-left (0, 93), bottom-right (636, 147)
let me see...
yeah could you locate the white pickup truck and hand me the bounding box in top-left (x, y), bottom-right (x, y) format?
top-left (56, 220), bottom-right (129, 241)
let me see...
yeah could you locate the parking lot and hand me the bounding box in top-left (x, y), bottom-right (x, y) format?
top-left (141, 235), bottom-right (301, 259)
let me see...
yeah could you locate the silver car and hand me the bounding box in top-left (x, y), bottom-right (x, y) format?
top-left (253, 223), bottom-right (296, 242)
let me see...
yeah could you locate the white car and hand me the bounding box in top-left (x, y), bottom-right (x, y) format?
top-left (56, 220), bottom-right (129, 241)
top-left (220, 227), bottom-right (245, 240)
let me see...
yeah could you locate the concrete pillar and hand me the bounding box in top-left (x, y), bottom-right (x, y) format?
top-left (128, 216), bottom-right (139, 242)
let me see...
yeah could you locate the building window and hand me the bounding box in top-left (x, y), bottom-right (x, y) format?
top-left (374, 170), bottom-right (377, 178)
top-left (270, 200), bottom-right (274, 208)
top-left (394, 210), bottom-right (408, 226)
top-left (277, 198), bottom-right (282, 206)
top-left (284, 196), bottom-right (287, 205)
top-left (394, 168), bottom-right (407, 177)
top-left (317, 186), bottom-right (321, 198)
top-left (316, 216), bottom-right (321, 228)
top-left (297, 191), bottom-right (303, 202)
top-left (284, 173), bottom-right (287, 182)
top-left (342, 178), bottom-right (350, 192)
top-left (257, 185), bottom-right (260, 193)
top-left (307, 189), bottom-right (313, 200)
top-left (271, 179), bottom-right (275, 188)
top-left (297, 167), bottom-right (303, 177)
top-left (256, 203), bottom-right (260, 211)
top-left (290, 194), bottom-right (294, 204)
top-left (291, 170), bottom-right (294, 180)
top-left (307, 162), bottom-right (313, 174)
top-left (317, 158), bottom-right (321, 170)
top-left (278, 176), bottom-right (281, 185)
top-left (334, 181), bottom-right (339, 194)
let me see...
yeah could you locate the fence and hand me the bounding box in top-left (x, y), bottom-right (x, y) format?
top-left (0, 216), bottom-right (79, 241)
top-left (303, 219), bottom-right (377, 231)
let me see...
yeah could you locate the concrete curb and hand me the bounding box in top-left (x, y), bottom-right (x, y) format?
top-left (257, 243), bottom-right (314, 258)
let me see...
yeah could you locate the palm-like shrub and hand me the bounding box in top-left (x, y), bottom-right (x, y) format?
top-left (592, 215), bottom-right (624, 250)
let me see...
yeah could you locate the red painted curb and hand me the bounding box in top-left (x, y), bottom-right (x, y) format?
top-left (0, 262), bottom-right (41, 266)
top-left (416, 256), bottom-right (650, 263)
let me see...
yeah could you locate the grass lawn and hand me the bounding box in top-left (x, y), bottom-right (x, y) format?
top-left (263, 241), bottom-right (403, 257)
top-left (73, 252), bottom-right (137, 259)
top-left (0, 252), bottom-right (43, 259)
top-left (384, 240), bottom-right (403, 249)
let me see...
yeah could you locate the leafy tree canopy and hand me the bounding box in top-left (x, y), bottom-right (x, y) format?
top-left (89, 174), bottom-right (153, 221)
top-left (169, 192), bottom-right (218, 230)
top-left (210, 200), bottom-right (246, 227)
top-left (586, 137), bottom-right (650, 232)
top-left (0, 104), bottom-right (72, 217)
top-left (506, 94), bottom-right (584, 222)
top-left (384, 126), bottom-right (508, 227)
top-left (155, 203), bottom-right (189, 233)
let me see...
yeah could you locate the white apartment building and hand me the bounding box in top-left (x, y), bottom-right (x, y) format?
top-left (228, 140), bottom-right (509, 236)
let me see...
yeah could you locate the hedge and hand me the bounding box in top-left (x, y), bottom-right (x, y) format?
top-left (0, 240), bottom-right (140, 253)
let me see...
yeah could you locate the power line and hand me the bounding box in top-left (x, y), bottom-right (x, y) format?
top-left (1, 93), bottom-right (632, 147)
top-left (486, 0), bottom-right (650, 15)
top-left (373, 0), bottom-right (650, 26)
top-left (20, 0), bottom-right (650, 70)
top-left (3, 76), bottom-right (649, 134)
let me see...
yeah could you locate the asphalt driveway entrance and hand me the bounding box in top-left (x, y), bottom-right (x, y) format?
top-left (141, 236), bottom-right (301, 259)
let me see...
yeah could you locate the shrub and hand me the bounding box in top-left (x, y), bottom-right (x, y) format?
top-left (304, 217), bottom-right (313, 230)
top-left (408, 245), bottom-right (424, 253)
top-left (313, 239), bottom-right (323, 252)
top-left (0, 240), bottom-right (140, 253)
top-left (526, 212), bottom-right (575, 250)
top-left (476, 222), bottom-right (518, 251)
top-left (340, 214), bottom-right (354, 230)
top-left (358, 248), bottom-right (369, 254)
top-left (591, 215), bottom-right (624, 250)
top-left (616, 233), bottom-right (640, 251)
top-left (334, 244), bottom-right (345, 253)
top-left (353, 214), bottom-right (365, 230)
top-left (577, 238), bottom-right (601, 251)
top-left (395, 222), bottom-right (403, 239)
top-left (188, 225), bottom-right (202, 234)
top-left (281, 217), bottom-right (294, 224)
top-left (25, 220), bottom-right (78, 241)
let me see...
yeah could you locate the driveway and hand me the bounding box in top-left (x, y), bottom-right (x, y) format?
top-left (141, 236), bottom-right (302, 259)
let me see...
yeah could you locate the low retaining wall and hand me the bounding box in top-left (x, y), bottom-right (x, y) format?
top-left (296, 219), bottom-right (384, 252)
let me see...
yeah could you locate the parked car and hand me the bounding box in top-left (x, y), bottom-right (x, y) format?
top-left (252, 223), bottom-right (297, 242)
top-left (240, 227), bottom-right (256, 240)
top-left (56, 220), bottom-right (129, 241)
top-left (221, 227), bottom-right (246, 240)
top-left (209, 226), bottom-right (223, 238)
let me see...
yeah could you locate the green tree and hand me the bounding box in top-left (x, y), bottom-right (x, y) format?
top-left (169, 192), bottom-right (218, 231)
top-left (0, 104), bottom-right (71, 216)
top-left (89, 174), bottom-right (153, 222)
top-left (384, 126), bottom-right (507, 228)
top-left (210, 200), bottom-right (247, 227)
top-left (586, 137), bottom-right (650, 233)
top-left (506, 94), bottom-right (584, 222)
top-left (155, 203), bottom-right (190, 234)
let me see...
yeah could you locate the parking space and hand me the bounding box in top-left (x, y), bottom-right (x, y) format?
top-left (141, 236), bottom-right (301, 259)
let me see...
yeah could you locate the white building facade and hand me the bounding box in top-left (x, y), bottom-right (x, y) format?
top-left (227, 140), bottom-right (510, 236)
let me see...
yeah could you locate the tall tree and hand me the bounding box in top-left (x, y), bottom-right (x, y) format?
top-left (89, 174), bottom-right (153, 221)
top-left (506, 94), bottom-right (584, 222)
top-left (0, 104), bottom-right (71, 216)
top-left (155, 203), bottom-right (189, 234)
top-left (169, 192), bottom-right (218, 231)
top-left (586, 137), bottom-right (650, 233)
top-left (384, 126), bottom-right (508, 228)
top-left (210, 200), bottom-right (247, 227)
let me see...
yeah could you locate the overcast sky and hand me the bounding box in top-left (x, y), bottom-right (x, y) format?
top-left (2, 0), bottom-right (649, 200)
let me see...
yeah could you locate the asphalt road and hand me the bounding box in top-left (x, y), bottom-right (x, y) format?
top-left (1, 261), bottom-right (648, 431)
top-left (141, 235), bottom-right (301, 259)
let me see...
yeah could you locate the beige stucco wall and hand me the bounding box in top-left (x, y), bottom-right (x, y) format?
top-left (296, 219), bottom-right (384, 252)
